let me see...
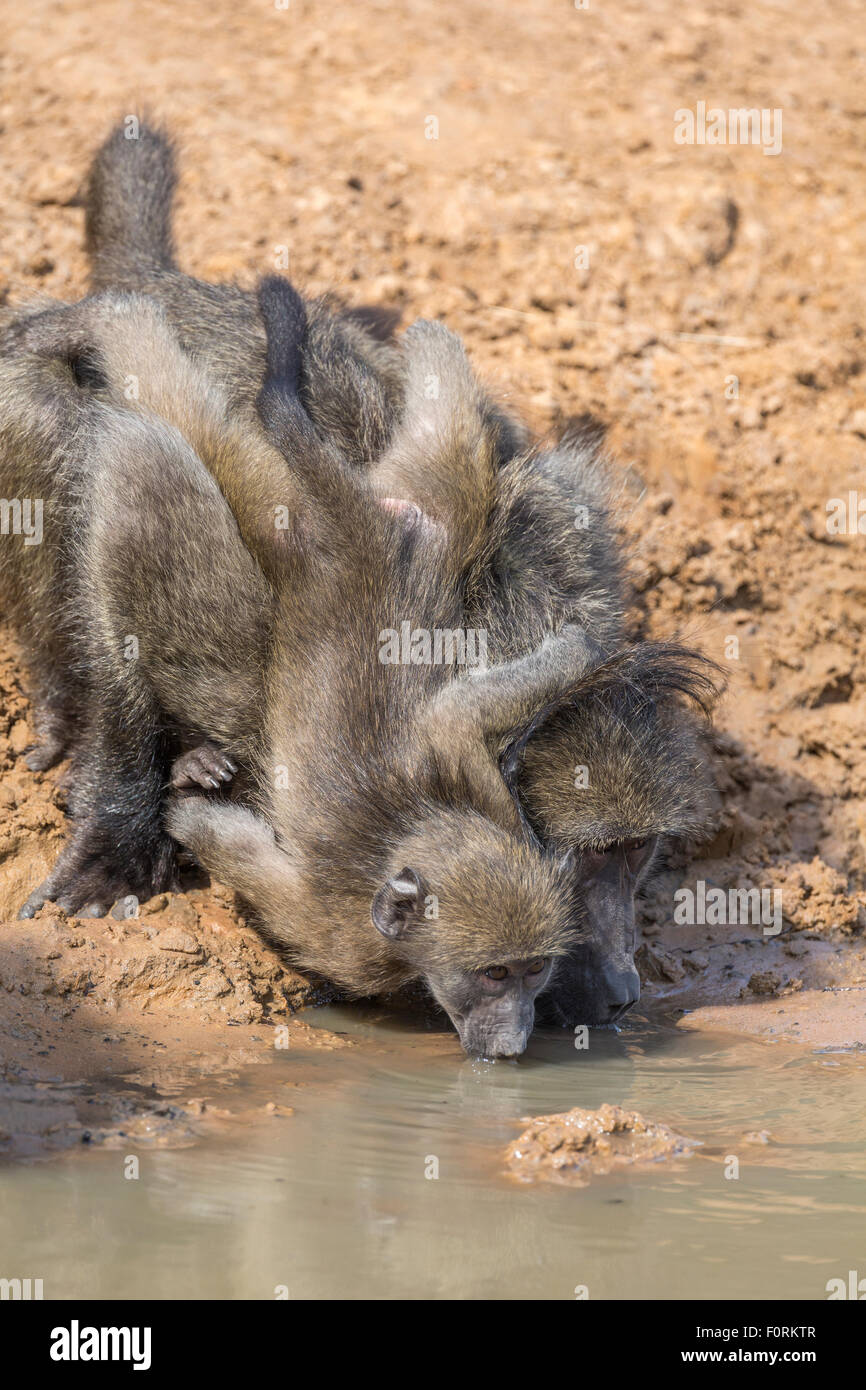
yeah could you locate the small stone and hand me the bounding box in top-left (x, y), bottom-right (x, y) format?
top-left (747, 970), bottom-right (781, 996)
top-left (738, 405), bottom-right (763, 430)
top-left (156, 928), bottom-right (203, 956)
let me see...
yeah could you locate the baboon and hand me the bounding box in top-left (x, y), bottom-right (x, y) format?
top-left (75, 118), bottom-right (725, 1025)
top-left (0, 306), bottom-right (276, 906)
top-left (2, 281), bottom-right (626, 1056)
top-left (455, 427), bottom-right (724, 1024)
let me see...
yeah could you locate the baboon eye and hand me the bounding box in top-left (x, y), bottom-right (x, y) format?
top-left (623, 838), bottom-right (651, 872)
top-left (584, 843), bottom-right (616, 868)
top-left (526, 958), bottom-right (546, 975)
top-left (485, 965), bottom-right (509, 981)
top-left (582, 837), bottom-right (652, 878)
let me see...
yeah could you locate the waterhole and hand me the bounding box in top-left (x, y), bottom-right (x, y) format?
top-left (2, 1009), bottom-right (864, 1300)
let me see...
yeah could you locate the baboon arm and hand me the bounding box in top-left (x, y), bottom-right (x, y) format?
top-left (165, 798), bottom-right (305, 918)
top-left (368, 320), bottom-right (497, 569)
top-left (428, 625), bottom-right (606, 744)
top-left (415, 627), bottom-right (605, 835)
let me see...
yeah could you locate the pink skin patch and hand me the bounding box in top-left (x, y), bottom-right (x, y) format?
top-left (378, 497), bottom-right (447, 544)
top-left (380, 497), bottom-right (424, 525)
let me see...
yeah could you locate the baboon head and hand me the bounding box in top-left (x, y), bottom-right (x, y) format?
top-left (502, 643), bottom-right (725, 1026)
top-left (371, 811), bottom-right (581, 1057)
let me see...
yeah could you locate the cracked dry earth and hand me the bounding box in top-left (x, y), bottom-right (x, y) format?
top-left (1, 0), bottom-right (865, 1155)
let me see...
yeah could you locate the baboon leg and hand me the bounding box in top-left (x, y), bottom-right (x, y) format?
top-left (10, 638), bottom-right (86, 772)
top-left (369, 319), bottom-right (497, 568)
top-left (16, 406), bottom-right (266, 920)
top-left (19, 691), bottom-right (178, 919)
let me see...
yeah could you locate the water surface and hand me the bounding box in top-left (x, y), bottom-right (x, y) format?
top-left (2, 1009), bottom-right (864, 1299)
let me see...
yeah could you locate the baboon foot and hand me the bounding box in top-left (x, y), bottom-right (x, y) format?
top-left (21, 689), bottom-right (79, 773)
top-left (18, 821), bottom-right (178, 919)
top-left (23, 733), bottom-right (68, 773)
top-left (169, 741), bottom-right (237, 792)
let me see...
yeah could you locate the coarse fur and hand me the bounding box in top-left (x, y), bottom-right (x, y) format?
top-left (77, 118), bottom-right (726, 1025)
top-left (1, 283), bottom-right (611, 1054)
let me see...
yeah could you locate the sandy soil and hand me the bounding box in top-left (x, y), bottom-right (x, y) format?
top-left (1, 0), bottom-right (865, 1150)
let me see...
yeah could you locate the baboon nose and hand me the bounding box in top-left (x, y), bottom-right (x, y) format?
top-left (601, 966), bottom-right (640, 1025)
top-left (468, 1033), bottom-right (529, 1059)
top-left (606, 996), bottom-right (637, 1025)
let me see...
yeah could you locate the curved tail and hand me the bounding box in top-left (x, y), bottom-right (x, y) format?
top-left (257, 275), bottom-right (307, 395)
top-left (83, 119), bottom-right (178, 291)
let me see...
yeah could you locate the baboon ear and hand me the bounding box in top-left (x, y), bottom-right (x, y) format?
top-left (371, 867), bottom-right (425, 939)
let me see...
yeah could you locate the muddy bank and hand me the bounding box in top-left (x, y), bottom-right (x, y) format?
top-left (0, 993), bottom-right (350, 1160)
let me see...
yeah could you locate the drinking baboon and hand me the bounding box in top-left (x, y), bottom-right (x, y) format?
top-left (1, 281), bottom-right (627, 1055)
top-left (10, 119), bottom-right (725, 1030)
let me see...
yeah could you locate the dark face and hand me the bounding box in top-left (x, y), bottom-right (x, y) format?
top-left (548, 837), bottom-right (654, 1027)
top-left (429, 957), bottom-right (554, 1058)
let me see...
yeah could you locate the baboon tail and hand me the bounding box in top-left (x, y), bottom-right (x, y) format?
top-left (83, 119), bottom-right (178, 291)
top-left (257, 276), bottom-right (307, 397)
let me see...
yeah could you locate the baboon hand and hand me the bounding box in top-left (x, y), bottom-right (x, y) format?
top-left (169, 741), bottom-right (237, 793)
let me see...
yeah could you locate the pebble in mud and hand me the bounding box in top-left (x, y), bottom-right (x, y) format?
top-left (505, 1103), bottom-right (698, 1186)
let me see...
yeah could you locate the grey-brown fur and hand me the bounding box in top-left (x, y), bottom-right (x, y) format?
top-left (0, 315), bottom-right (275, 909)
top-left (0, 315), bottom-right (109, 771)
top-left (1, 281), bottom-right (617, 1055)
top-left (76, 117), bottom-right (725, 1026)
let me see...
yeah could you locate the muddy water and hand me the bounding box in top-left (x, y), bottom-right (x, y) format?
top-left (2, 1009), bottom-right (865, 1301)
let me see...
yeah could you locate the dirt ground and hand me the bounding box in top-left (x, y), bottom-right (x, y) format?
top-left (1, 0), bottom-right (865, 1153)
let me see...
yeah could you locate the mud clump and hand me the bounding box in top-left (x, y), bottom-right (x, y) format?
top-left (505, 1103), bottom-right (698, 1186)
